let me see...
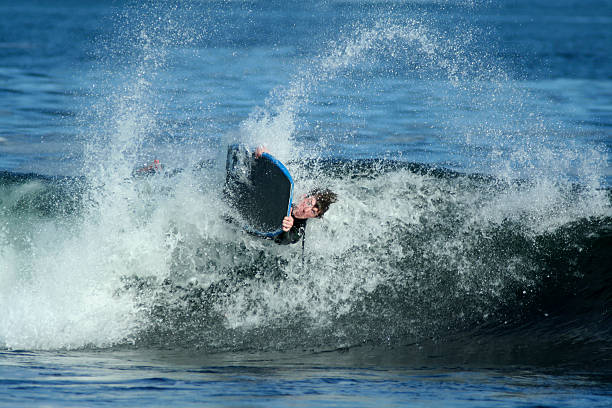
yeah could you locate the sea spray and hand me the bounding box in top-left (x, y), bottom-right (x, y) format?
top-left (88, 8), bottom-right (610, 349)
top-left (1, 1), bottom-right (609, 353)
top-left (0, 1), bottom-right (206, 350)
top-left (212, 6), bottom-right (611, 342)
top-left (237, 17), bottom-right (489, 161)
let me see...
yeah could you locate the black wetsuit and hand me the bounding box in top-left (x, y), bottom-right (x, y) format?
top-left (274, 216), bottom-right (307, 245)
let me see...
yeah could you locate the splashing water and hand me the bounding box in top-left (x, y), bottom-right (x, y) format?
top-left (1, 2), bottom-right (609, 351)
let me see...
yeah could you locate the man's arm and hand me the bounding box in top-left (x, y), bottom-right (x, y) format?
top-left (274, 217), bottom-right (306, 245)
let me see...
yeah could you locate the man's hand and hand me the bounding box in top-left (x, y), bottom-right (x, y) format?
top-left (282, 216), bottom-right (294, 232)
top-left (254, 145), bottom-right (269, 158)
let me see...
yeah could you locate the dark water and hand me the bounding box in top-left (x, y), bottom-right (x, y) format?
top-left (1, 0), bottom-right (611, 406)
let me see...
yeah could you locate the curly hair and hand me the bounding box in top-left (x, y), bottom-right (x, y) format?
top-left (309, 188), bottom-right (338, 218)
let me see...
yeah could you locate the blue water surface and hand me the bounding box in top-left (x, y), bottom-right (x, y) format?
top-left (2, 348), bottom-right (612, 407)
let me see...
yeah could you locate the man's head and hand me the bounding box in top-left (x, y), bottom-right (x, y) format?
top-left (292, 188), bottom-right (337, 219)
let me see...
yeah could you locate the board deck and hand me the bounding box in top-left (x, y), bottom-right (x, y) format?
top-left (225, 144), bottom-right (294, 237)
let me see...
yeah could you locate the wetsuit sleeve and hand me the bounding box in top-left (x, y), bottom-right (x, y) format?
top-left (274, 219), bottom-right (306, 245)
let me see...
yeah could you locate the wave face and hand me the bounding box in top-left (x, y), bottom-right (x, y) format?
top-left (1, 163), bottom-right (610, 362)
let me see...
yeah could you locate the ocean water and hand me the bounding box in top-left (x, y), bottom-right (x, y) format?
top-left (1, 0), bottom-right (611, 406)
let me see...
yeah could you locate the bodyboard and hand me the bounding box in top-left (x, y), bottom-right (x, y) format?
top-left (225, 144), bottom-right (294, 237)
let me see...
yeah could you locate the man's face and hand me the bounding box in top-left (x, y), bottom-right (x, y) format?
top-left (292, 196), bottom-right (319, 219)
